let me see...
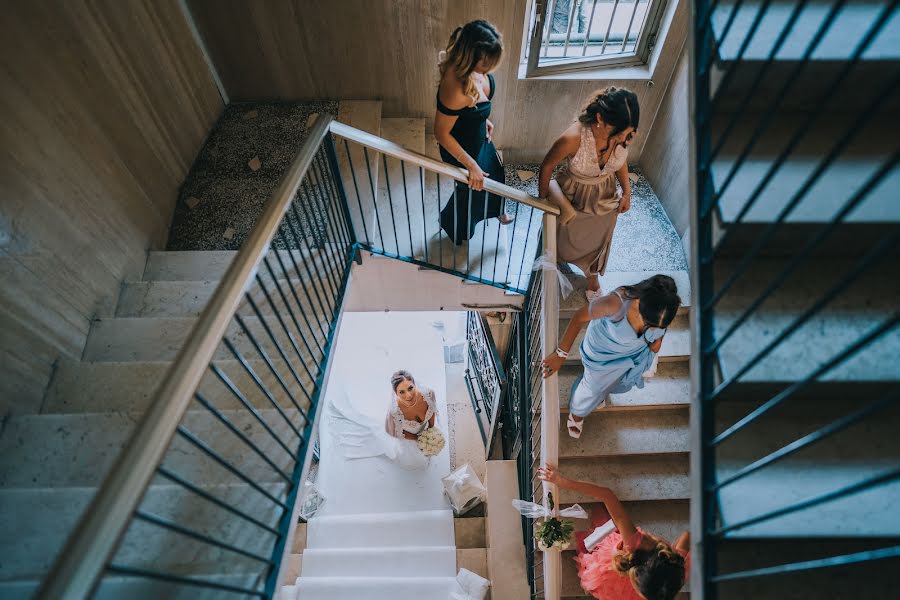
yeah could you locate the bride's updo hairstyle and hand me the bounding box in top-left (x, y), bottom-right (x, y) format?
top-left (439, 20), bottom-right (503, 104)
top-left (578, 86), bottom-right (640, 138)
top-left (390, 370), bottom-right (416, 393)
top-left (612, 538), bottom-right (686, 600)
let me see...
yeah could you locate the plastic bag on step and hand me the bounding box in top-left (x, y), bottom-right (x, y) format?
top-left (297, 480), bottom-right (326, 520)
top-left (442, 464), bottom-right (487, 515)
top-left (532, 252), bottom-right (574, 298)
top-left (511, 499), bottom-right (589, 520)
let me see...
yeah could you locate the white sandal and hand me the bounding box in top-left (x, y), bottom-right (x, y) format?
top-left (567, 414), bottom-right (584, 439)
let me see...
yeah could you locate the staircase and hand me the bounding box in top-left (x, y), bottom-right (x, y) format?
top-left (555, 271), bottom-right (693, 599)
top-left (699, 0), bottom-right (900, 596)
top-left (0, 248), bottom-right (331, 598)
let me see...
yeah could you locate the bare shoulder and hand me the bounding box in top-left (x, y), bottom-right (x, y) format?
top-left (555, 123), bottom-right (583, 153)
top-left (438, 70), bottom-right (472, 111)
top-left (588, 291), bottom-right (624, 318)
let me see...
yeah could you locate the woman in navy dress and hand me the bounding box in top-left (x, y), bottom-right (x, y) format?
top-left (434, 20), bottom-right (513, 245)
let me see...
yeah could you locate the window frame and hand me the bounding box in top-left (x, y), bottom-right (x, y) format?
top-left (524, 0), bottom-right (670, 77)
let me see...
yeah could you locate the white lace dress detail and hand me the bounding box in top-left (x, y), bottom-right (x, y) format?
top-left (568, 125), bottom-right (628, 181)
top-left (388, 388), bottom-right (437, 438)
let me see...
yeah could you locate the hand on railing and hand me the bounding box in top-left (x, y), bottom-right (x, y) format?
top-left (541, 353), bottom-right (565, 378)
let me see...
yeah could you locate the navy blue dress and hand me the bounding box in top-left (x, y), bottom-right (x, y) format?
top-left (437, 74), bottom-right (506, 245)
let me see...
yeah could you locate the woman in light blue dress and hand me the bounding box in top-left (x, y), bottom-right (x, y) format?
top-left (541, 275), bottom-right (681, 438)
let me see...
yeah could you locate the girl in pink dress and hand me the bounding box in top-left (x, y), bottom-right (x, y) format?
top-left (538, 465), bottom-right (689, 600)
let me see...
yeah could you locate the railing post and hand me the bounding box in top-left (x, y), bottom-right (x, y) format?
top-left (540, 213), bottom-right (561, 600)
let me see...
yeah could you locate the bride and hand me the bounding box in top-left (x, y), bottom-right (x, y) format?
top-left (330, 369), bottom-right (440, 470)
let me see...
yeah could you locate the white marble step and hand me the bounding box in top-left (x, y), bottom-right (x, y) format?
top-left (292, 576), bottom-right (461, 600)
top-left (558, 454), bottom-right (690, 505)
top-left (44, 358), bottom-right (313, 414)
top-left (713, 259), bottom-right (900, 382)
top-left (83, 316), bottom-right (329, 363)
top-left (560, 271), bottom-right (691, 318)
top-left (0, 483), bottom-right (284, 581)
top-left (300, 546), bottom-right (456, 578)
top-left (559, 361), bottom-right (690, 413)
top-left (117, 278), bottom-right (333, 318)
top-left (564, 313), bottom-right (691, 364)
top-left (306, 510), bottom-right (455, 550)
top-left (0, 409), bottom-right (301, 488)
top-left (559, 408), bottom-right (690, 459)
top-left (141, 249), bottom-right (341, 284)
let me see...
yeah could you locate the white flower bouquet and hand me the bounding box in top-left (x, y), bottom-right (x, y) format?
top-left (417, 426), bottom-right (446, 457)
top-left (512, 492), bottom-right (587, 552)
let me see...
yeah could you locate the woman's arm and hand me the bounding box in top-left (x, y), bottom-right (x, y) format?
top-left (538, 465), bottom-right (638, 545)
top-left (434, 81), bottom-right (487, 191)
top-left (537, 126), bottom-right (580, 198)
top-left (648, 336), bottom-right (663, 353)
top-left (541, 293), bottom-right (621, 377)
top-left (616, 162), bottom-right (631, 213)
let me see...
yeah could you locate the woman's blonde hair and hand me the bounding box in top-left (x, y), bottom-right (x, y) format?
top-left (612, 538), bottom-right (686, 600)
top-left (439, 20), bottom-right (503, 104)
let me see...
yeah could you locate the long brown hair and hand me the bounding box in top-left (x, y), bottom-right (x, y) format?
top-left (439, 20), bottom-right (503, 104)
top-left (612, 538), bottom-right (686, 600)
top-left (578, 86), bottom-right (640, 137)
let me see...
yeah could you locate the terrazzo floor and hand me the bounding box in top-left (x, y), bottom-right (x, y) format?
top-left (167, 101), bottom-right (687, 274)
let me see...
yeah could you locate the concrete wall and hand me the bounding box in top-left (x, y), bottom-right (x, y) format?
top-left (0, 0), bottom-right (223, 414)
top-left (640, 44), bottom-right (690, 238)
top-left (188, 0), bottom-right (687, 163)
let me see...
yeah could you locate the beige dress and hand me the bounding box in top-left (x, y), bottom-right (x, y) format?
top-left (556, 125), bottom-right (628, 276)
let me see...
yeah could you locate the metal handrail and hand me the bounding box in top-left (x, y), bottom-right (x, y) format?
top-left (329, 121), bottom-right (560, 216)
top-left (38, 115), bottom-right (337, 599)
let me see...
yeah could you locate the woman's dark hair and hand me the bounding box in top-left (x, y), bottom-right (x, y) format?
top-left (621, 274), bottom-right (681, 329)
top-left (613, 539), bottom-right (687, 600)
top-left (578, 86), bottom-right (640, 136)
top-left (390, 370), bottom-right (416, 392)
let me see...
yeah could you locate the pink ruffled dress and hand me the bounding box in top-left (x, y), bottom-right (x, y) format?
top-left (573, 510), bottom-right (690, 599)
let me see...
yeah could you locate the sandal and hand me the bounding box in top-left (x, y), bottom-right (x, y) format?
top-left (567, 414), bottom-right (584, 439)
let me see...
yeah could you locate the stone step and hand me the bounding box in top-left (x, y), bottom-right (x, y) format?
top-left (0, 409), bottom-right (302, 488)
top-left (141, 249), bottom-right (341, 284)
top-left (83, 316), bottom-right (330, 364)
top-left (455, 516), bottom-right (487, 549)
top-left (564, 313), bottom-right (691, 365)
top-left (710, 111), bottom-right (900, 257)
top-left (560, 271), bottom-right (691, 318)
top-left (300, 546), bottom-right (456, 578)
top-left (306, 510), bottom-right (455, 550)
top-left (116, 277), bottom-right (334, 318)
top-left (292, 576), bottom-right (460, 600)
top-left (44, 358), bottom-right (313, 414)
top-left (0, 483), bottom-right (284, 581)
top-left (712, 259), bottom-right (900, 382)
top-left (715, 400), bottom-right (900, 538)
top-left (559, 408), bottom-right (690, 459)
top-left (558, 454), bottom-right (690, 505)
top-left (559, 361), bottom-right (690, 413)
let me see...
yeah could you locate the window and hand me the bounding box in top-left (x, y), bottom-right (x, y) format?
top-left (524, 0), bottom-right (669, 76)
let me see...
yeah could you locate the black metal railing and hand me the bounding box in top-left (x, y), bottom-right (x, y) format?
top-left (502, 264), bottom-right (550, 599)
top-left (695, 0), bottom-right (900, 596)
top-left (40, 118), bottom-right (354, 599)
top-left (329, 122), bottom-right (553, 294)
top-left (464, 311), bottom-right (508, 452)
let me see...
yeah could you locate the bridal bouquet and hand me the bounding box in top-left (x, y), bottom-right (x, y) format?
top-left (417, 426), bottom-right (445, 457)
top-left (512, 492), bottom-right (587, 552)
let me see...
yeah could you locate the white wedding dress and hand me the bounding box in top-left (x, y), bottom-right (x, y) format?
top-left (328, 385), bottom-right (439, 471)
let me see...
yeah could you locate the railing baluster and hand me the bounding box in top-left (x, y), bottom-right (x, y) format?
top-left (106, 564), bottom-right (265, 597)
top-left (175, 427), bottom-right (290, 510)
top-left (518, 209), bottom-right (537, 292)
top-left (156, 465), bottom-right (281, 536)
top-left (362, 146), bottom-right (387, 251)
top-left (219, 340), bottom-right (305, 439)
top-left (193, 391), bottom-right (293, 483)
top-left (343, 138), bottom-right (371, 244)
top-left (620, 0), bottom-right (642, 52)
top-left (381, 154), bottom-right (401, 256)
top-left (309, 153), bottom-right (351, 275)
top-left (437, 172), bottom-right (443, 268)
top-left (400, 160), bottom-right (415, 258)
top-left (505, 200), bottom-right (521, 287)
top-left (420, 166), bottom-right (429, 264)
top-left (285, 202), bottom-right (336, 331)
top-left (542, 0), bottom-right (559, 58)
top-left (599, 0), bottom-right (621, 55)
top-left (453, 183), bottom-right (459, 272)
top-left (467, 188), bottom-right (473, 275)
top-left (561, 0), bottom-right (579, 57)
top-left (298, 177), bottom-right (341, 298)
top-left (208, 363), bottom-right (299, 456)
top-left (269, 236), bottom-right (329, 351)
top-left (315, 150), bottom-right (352, 249)
top-left (712, 545), bottom-right (900, 582)
top-left (134, 510), bottom-right (275, 564)
top-left (262, 256), bottom-right (325, 359)
top-left (480, 187), bottom-right (489, 281)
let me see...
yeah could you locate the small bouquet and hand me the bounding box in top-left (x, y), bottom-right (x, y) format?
top-left (417, 426), bottom-right (446, 457)
top-left (512, 492), bottom-right (587, 552)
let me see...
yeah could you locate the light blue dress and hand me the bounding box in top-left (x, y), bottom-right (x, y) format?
top-left (569, 291), bottom-right (665, 417)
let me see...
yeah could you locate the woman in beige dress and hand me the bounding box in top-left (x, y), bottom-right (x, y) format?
top-left (537, 87), bottom-right (640, 300)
